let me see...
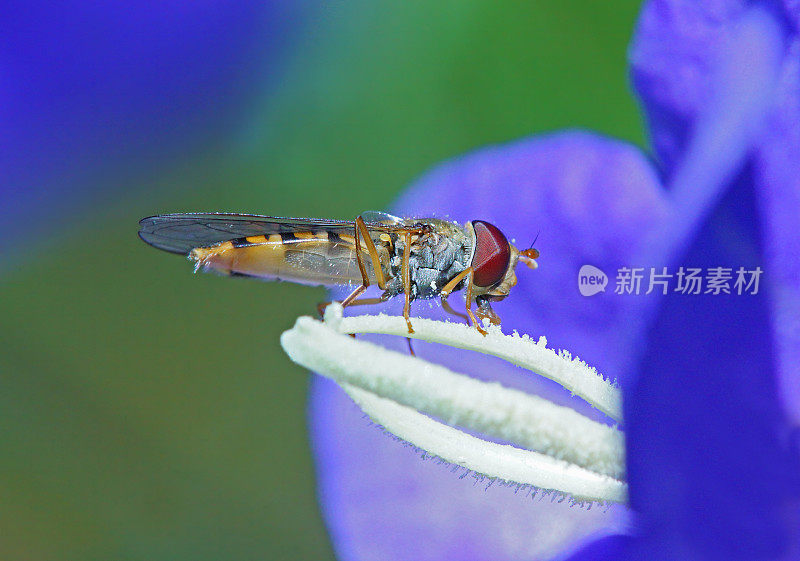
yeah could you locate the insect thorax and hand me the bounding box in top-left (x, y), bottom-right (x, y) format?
top-left (385, 219), bottom-right (472, 301)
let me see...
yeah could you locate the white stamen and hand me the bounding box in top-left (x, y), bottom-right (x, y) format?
top-left (330, 305), bottom-right (621, 422)
top-left (281, 303), bottom-right (627, 504)
top-left (343, 384), bottom-right (626, 503)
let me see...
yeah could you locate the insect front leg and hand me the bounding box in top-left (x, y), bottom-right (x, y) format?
top-left (440, 267), bottom-right (486, 336)
top-left (475, 297), bottom-right (502, 326)
top-left (441, 297), bottom-right (470, 325)
top-left (463, 270), bottom-right (487, 336)
top-left (440, 267), bottom-right (471, 322)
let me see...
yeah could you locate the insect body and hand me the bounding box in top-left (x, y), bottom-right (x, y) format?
top-left (138, 212), bottom-right (539, 334)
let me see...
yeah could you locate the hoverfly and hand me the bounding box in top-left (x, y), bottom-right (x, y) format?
top-left (138, 212), bottom-right (539, 335)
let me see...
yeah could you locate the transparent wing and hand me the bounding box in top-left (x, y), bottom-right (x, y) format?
top-left (138, 212), bottom-right (412, 255)
top-left (360, 210), bottom-right (404, 225)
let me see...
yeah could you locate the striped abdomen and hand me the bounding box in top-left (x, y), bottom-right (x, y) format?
top-left (189, 230), bottom-right (389, 286)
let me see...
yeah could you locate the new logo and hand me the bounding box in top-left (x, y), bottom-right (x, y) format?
top-left (578, 265), bottom-right (607, 296)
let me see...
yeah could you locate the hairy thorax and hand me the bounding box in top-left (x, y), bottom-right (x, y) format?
top-left (384, 218), bottom-right (472, 301)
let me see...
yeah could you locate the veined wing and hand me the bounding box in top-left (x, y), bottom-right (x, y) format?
top-left (138, 213), bottom-right (405, 287)
top-left (138, 212), bottom-right (416, 254)
top-left (139, 213), bottom-right (351, 255)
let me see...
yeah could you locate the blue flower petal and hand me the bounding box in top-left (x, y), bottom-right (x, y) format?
top-left (615, 1), bottom-right (800, 557)
top-left (754, 38), bottom-right (800, 427)
top-left (626, 174), bottom-right (800, 560)
top-left (629, 0), bottom-right (792, 178)
top-left (560, 534), bottom-right (633, 561)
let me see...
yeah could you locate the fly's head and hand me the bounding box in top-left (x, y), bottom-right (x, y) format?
top-left (468, 220), bottom-right (539, 304)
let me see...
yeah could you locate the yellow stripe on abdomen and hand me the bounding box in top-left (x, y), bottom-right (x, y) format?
top-left (189, 232), bottom-right (366, 286)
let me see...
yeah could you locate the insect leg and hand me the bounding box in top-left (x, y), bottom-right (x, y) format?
top-left (332, 217), bottom-right (378, 313)
top-left (318, 218), bottom-right (392, 319)
top-left (334, 291), bottom-right (416, 355)
top-left (317, 223), bottom-right (390, 320)
top-left (339, 291), bottom-right (391, 308)
top-left (464, 270), bottom-right (487, 336)
top-left (439, 267), bottom-right (486, 335)
top-left (356, 216), bottom-right (388, 290)
top-left (440, 268), bottom-right (472, 326)
top-left (316, 287), bottom-right (366, 318)
top-left (317, 288), bottom-right (393, 317)
top-left (441, 297), bottom-right (470, 325)
top-left (475, 298), bottom-right (502, 326)
top-left (350, 220), bottom-right (372, 292)
top-left (341, 284), bottom-right (367, 307)
top-left (402, 232), bottom-right (414, 334)
top-left (439, 267), bottom-right (471, 297)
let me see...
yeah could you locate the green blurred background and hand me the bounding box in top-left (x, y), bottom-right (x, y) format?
top-left (1, 2), bottom-right (644, 559)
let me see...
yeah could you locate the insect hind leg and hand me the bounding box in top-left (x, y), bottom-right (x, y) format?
top-left (316, 285), bottom-right (368, 318)
top-left (316, 216), bottom-right (378, 319)
top-left (317, 218), bottom-right (393, 319)
top-left (356, 216), bottom-right (388, 290)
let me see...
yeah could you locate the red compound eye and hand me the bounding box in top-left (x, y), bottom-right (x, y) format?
top-left (471, 220), bottom-right (511, 288)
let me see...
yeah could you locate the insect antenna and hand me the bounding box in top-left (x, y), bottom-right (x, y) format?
top-left (528, 230), bottom-right (540, 250)
top-left (519, 230), bottom-right (540, 269)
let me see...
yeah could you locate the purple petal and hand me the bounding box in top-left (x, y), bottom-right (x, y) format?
top-left (624, 0), bottom-right (792, 382)
top-left (786, 0), bottom-right (800, 28)
top-left (617, 1), bottom-right (800, 557)
top-left (626, 175), bottom-right (800, 560)
top-left (560, 534), bottom-right (633, 561)
top-left (310, 131), bottom-right (668, 560)
top-left (629, 0), bottom-right (791, 179)
top-left (755, 36), bottom-right (800, 427)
